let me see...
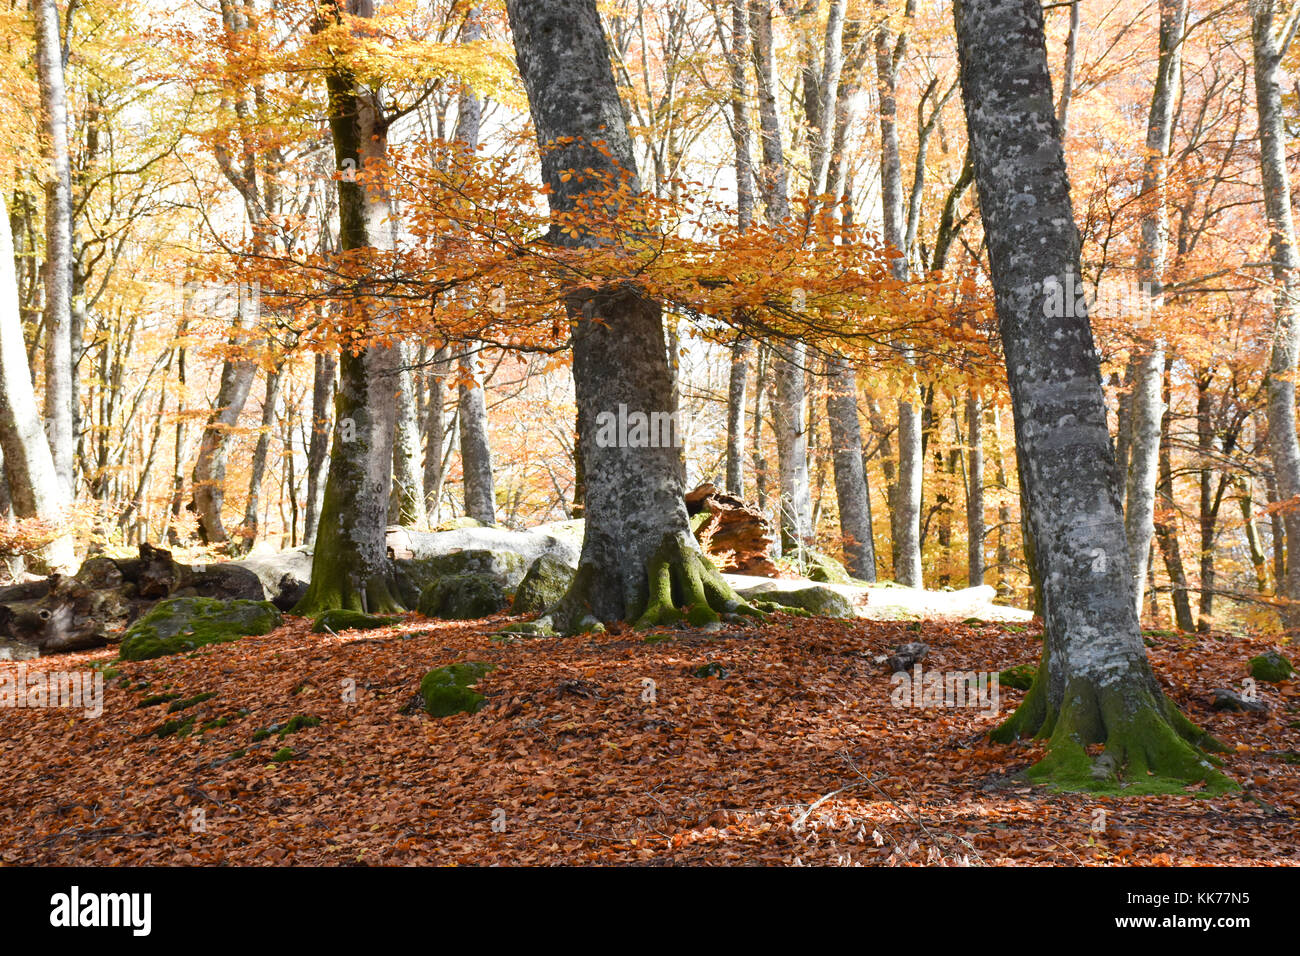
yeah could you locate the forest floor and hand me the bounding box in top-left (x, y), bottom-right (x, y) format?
top-left (1, 609), bottom-right (1297, 865)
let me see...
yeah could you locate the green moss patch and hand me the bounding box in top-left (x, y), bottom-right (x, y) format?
top-left (311, 609), bottom-right (401, 634)
top-left (1249, 650), bottom-right (1294, 683)
top-left (420, 661), bottom-right (496, 717)
top-left (118, 597), bottom-right (282, 661)
top-left (512, 555), bottom-right (577, 615)
top-left (747, 586), bottom-right (853, 619)
top-left (999, 665), bottom-right (1037, 691)
top-left (167, 691), bottom-right (217, 713)
top-left (418, 574), bottom-right (509, 620)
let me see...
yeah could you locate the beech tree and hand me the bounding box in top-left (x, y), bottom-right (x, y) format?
top-left (954, 0), bottom-right (1232, 789)
top-left (503, 0), bottom-right (760, 634)
top-left (293, 0), bottom-right (403, 615)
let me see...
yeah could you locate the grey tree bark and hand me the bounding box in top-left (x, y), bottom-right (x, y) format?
top-left (390, 341), bottom-right (428, 528)
top-left (294, 0), bottom-right (402, 615)
top-left (35, 0), bottom-right (74, 500)
top-left (303, 350), bottom-right (336, 546)
top-left (965, 394), bottom-right (985, 587)
top-left (1123, 0), bottom-right (1185, 620)
top-left (723, 0), bottom-right (753, 498)
top-left (1249, 0), bottom-right (1300, 632)
top-left (422, 343), bottom-right (451, 519)
top-left (0, 191), bottom-right (73, 572)
top-left (750, 0), bottom-right (811, 555)
top-left (956, 0), bottom-right (1229, 789)
top-left (875, 0), bottom-right (923, 586)
top-left (457, 346), bottom-right (496, 525)
top-left (826, 355), bottom-right (875, 579)
top-left (505, 0), bottom-right (760, 633)
top-left (233, 359), bottom-right (282, 554)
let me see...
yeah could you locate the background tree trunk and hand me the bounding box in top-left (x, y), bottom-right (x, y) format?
top-left (1123, 0), bottom-right (1185, 619)
top-left (0, 192), bottom-right (73, 572)
top-left (1250, 0), bottom-right (1300, 632)
top-left (826, 355), bottom-right (875, 579)
top-left (303, 350), bottom-right (335, 546)
top-left (35, 0), bottom-right (75, 501)
top-left (457, 347), bottom-right (496, 525)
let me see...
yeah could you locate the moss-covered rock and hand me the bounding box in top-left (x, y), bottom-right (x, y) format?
top-left (311, 609), bottom-right (401, 634)
top-left (1249, 649), bottom-right (1294, 683)
top-left (746, 586), bottom-right (854, 619)
top-left (802, 550), bottom-right (853, 584)
top-left (418, 573), bottom-right (510, 620)
top-left (118, 597), bottom-right (282, 661)
top-left (512, 555), bottom-right (578, 615)
top-left (999, 664), bottom-right (1037, 691)
top-left (419, 661), bottom-right (496, 717)
top-left (394, 549), bottom-right (528, 606)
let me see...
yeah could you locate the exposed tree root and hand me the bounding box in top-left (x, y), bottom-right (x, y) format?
top-left (505, 532), bottom-right (765, 637)
top-left (993, 653), bottom-right (1236, 794)
top-left (633, 532), bottom-right (766, 630)
top-left (291, 563), bottom-right (405, 618)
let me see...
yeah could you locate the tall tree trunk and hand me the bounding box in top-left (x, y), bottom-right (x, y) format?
top-left (457, 346), bottom-right (496, 525)
top-left (1055, 0), bottom-right (1080, 135)
top-left (1250, 0), bottom-right (1300, 632)
top-left (875, 2), bottom-right (923, 585)
top-left (1196, 373), bottom-right (1218, 629)
top-left (233, 359), bottom-right (282, 554)
top-left (724, 0), bottom-right (753, 499)
top-left (303, 350), bottom-right (335, 547)
top-left (448, 5), bottom-right (493, 527)
top-left (956, 0), bottom-right (1229, 789)
top-left (505, 0), bottom-right (759, 633)
top-left (1154, 367), bottom-right (1195, 631)
top-left (725, 336), bottom-right (752, 497)
top-left (190, 333), bottom-right (257, 546)
top-left (966, 394), bottom-right (985, 587)
top-left (294, 0), bottom-right (403, 615)
top-left (992, 403), bottom-right (1013, 600)
top-left (422, 343), bottom-right (449, 520)
top-left (826, 355), bottom-right (875, 579)
top-left (0, 191), bottom-right (72, 571)
top-left (390, 341), bottom-right (427, 527)
top-left (750, 0), bottom-right (810, 556)
top-left (1123, 0), bottom-right (1185, 619)
top-left (35, 0), bottom-right (74, 500)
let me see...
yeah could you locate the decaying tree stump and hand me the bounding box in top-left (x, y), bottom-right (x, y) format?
top-left (685, 483), bottom-right (779, 577)
top-left (0, 543), bottom-right (263, 655)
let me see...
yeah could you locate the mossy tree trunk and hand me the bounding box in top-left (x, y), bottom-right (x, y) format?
top-left (293, 0), bottom-right (402, 616)
top-left (954, 0), bottom-right (1232, 791)
top-left (505, 0), bottom-right (759, 634)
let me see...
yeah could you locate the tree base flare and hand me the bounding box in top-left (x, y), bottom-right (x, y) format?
top-left (994, 673), bottom-right (1236, 795)
top-left (503, 533), bottom-right (765, 637)
top-left (290, 565), bottom-right (405, 618)
top-left (632, 532), bottom-right (765, 631)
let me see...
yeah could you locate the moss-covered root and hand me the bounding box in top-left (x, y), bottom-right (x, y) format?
top-left (1003, 676), bottom-right (1237, 795)
top-left (633, 532), bottom-right (765, 631)
top-left (502, 532), bottom-right (765, 637)
top-left (291, 567), bottom-right (405, 618)
top-left (501, 564), bottom-right (604, 637)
